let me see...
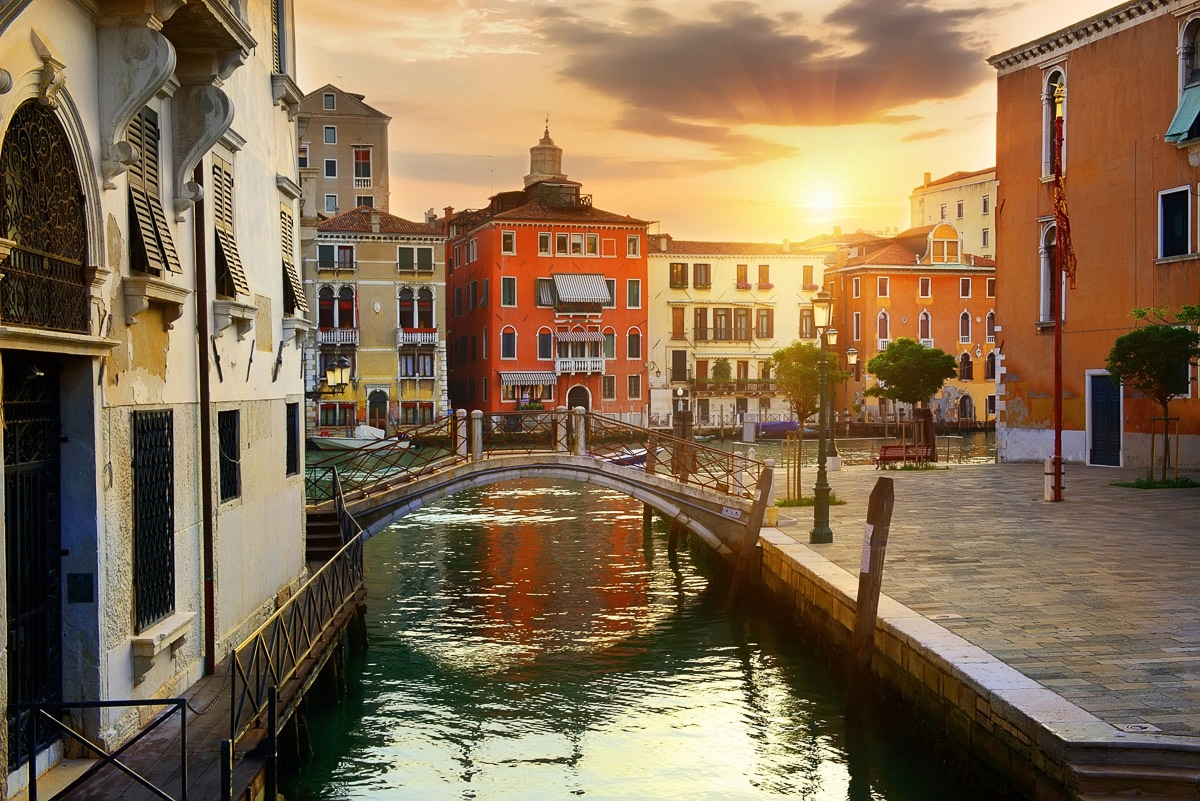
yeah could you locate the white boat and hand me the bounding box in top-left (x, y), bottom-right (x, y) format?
top-left (309, 424), bottom-right (410, 452)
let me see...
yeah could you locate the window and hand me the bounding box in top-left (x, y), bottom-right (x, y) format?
top-left (627, 280), bottom-right (642, 309)
top-left (852, 277), bottom-right (860, 298)
top-left (603, 331), bottom-right (615, 359)
top-left (538, 330), bottom-right (553, 359)
top-left (502, 276), bottom-right (517, 306)
top-left (627, 329), bottom-right (641, 359)
top-left (501, 230), bottom-right (516, 255)
top-left (670, 262), bottom-right (688, 288)
top-left (758, 264), bottom-right (771, 288)
top-left (126, 107), bottom-right (182, 276)
top-left (853, 311), bottom-right (861, 341)
top-left (960, 277), bottom-right (972, 298)
top-left (586, 234), bottom-right (599, 256)
top-left (877, 310), bottom-right (890, 342)
top-left (982, 228), bottom-right (990, 248)
top-left (694, 307), bottom-right (708, 341)
top-left (468, 239), bottom-right (477, 263)
top-left (627, 374), bottom-right (642, 399)
top-left (958, 353), bottom-right (973, 381)
top-left (538, 232), bottom-right (552, 255)
top-left (986, 394), bottom-right (996, 416)
top-left (626, 235), bottom-right (640, 257)
top-left (501, 327), bottom-right (516, 359)
top-left (1040, 224), bottom-right (1061, 323)
top-left (322, 92), bottom-right (335, 110)
top-left (800, 308), bottom-right (814, 339)
top-left (535, 278), bottom-right (553, 307)
top-left (693, 263), bottom-right (711, 288)
top-left (982, 195), bottom-right (991, 214)
top-left (802, 264), bottom-right (814, 288)
top-left (482, 278), bottom-right (489, 307)
top-left (939, 203), bottom-right (947, 219)
top-left (356, 195), bottom-right (373, 207)
top-left (737, 361), bottom-right (749, 381)
top-left (324, 158), bottom-right (337, 178)
top-left (734, 308), bottom-right (751, 340)
top-left (960, 311), bottom-right (971, 343)
top-left (324, 125), bottom-right (336, 144)
top-left (454, 287), bottom-right (462, 316)
top-left (1160, 186), bottom-right (1190, 258)
top-left (324, 194), bottom-right (337, 214)
top-left (986, 311), bottom-right (996, 343)
top-left (218, 409), bottom-right (240, 502)
top-left (602, 375), bottom-right (616, 400)
top-left (297, 144), bottom-right (308, 169)
top-left (605, 279), bottom-right (616, 308)
top-left (469, 281), bottom-right (478, 310)
top-left (919, 277), bottom-right (931, 298)
top-left (556, 233), bottom-right (569, 255)
top-left (756, 308), bottom-right (774, 338)
top-left (877, 276), bottom-right (889, 297)
top-left (571, 233), bottom-right (584, 255)
top-left (919, 311), bottom-right (932, 342)
top-left (353, 147), bottom-right (371, 183)
top-left (713, 308), bottom-right (730, 339)
top-left (672, 307), bottom-right (685, 339)
top-left (132, 409), bottom-right (175, 632)
top-left (1043, 68), bottom-right (1065, 178)
top-left (280, 204), bottom-right (307, 316)
top-left (985, 352), bottom-right (997, 380)
top-left (736, 264), bottom-right (749, 288)
top-left (956, 200), bottom-right (964, 219)
top-left (285, 402), bottom-right (299, 476)
top-left (986, 277), bottom-right (995, 298)
top-left (212, 155), bottom-right (250, 298)
top-left (398, 246), bottom-right (433, 273)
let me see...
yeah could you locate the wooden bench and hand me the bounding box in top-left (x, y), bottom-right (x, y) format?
top-left (874, 443), bottom-right (934, 467)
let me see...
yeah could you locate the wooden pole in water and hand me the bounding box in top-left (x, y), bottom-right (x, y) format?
top-left (725, 465), bottom-right (774, 609)
top-left (849, 477), bottom-right (894, 688)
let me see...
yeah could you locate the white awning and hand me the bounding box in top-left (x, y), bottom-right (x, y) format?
top-left (556, 331), bottom-right (605, 342)
top-left (499, 371), bottom-right (558, 386)
top-left (553, 273), bottom-right (610, 303)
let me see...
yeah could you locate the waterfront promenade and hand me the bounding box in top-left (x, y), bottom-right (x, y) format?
top-left (777, 461), bottom-right (1200, 737)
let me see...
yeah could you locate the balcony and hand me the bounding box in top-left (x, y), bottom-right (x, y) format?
top-left (555, 357), bottom-right (605, 374)
top-left (396, 328), bottom-right (438, 346)
top-left (697, 328), bottom-right (753, 343)
top-left (318, 327), bottom-right (359, 345)
top-left (690, 378), bottom-right (778, 394)
top-left (353, 177), bottom-right (372, 189)
top-left (316, 260), bottom-right (355, 273)
top-left (396, 261), bottom-right (435, 274)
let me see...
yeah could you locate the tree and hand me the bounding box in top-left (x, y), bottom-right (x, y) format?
top-left (864, 338), bottom-right (958, 409)
top-left (712, 357), bottom-right (732, 383)
top-left (770, 341), bottom-right (849, 423)
top-left (1106, 315), bottom-right (1200, 481)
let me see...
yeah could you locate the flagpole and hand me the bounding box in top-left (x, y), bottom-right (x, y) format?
top-left (1052, 89), bottom-right (1065, 501)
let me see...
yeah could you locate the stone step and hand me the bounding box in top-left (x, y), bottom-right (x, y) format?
top-left (1072, 763), bottom-right (1200, 798)
top-left (1067, 740), bottom-right (1200, 770)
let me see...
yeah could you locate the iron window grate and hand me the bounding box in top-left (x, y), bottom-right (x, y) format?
top-left (132, 410), bottom-right (175, 633)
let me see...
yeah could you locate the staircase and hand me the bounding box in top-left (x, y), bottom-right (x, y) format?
top-left (305, 508), bottom-right (345, 564)
top-left (1070, 738), bottom-right (1200, 800)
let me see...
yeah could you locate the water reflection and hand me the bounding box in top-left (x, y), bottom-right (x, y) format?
top-left (289, 479), bottom-right (977, 800)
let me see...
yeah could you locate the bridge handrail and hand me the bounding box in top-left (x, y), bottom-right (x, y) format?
top-left (479, 410), bottom-right (561, 456)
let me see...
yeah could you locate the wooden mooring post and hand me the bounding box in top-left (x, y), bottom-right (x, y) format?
top-left (849, 477), bottom-right (894, 690)
top-left (724, 464), bottom-right (774, 609)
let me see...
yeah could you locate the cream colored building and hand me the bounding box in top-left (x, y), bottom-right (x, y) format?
top-left (646, 235), bottom-right (827, 427)
top-left (909, 168), bottom-right (997, 259)
top-left (311, 208), bottom-right (447, 431)
top-left (0, 0), bottom-right (309, 792)
top-left (298, 84), bottom-right (391, 216)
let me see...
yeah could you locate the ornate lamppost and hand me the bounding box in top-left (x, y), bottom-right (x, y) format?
top-left (810, 290), bottom-right (837, 544)
top-left (845, 348), bottom-right (859, 439)
top-left (306, 355), bottom-right (351, 399)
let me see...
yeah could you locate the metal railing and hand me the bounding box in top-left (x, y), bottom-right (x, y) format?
top-left (11, 698), bottom-right (187, 801)
top-left (317, 328), bottom-right (359, 346)
top-left (479, 411), bottom-right (563, 457)
top-left (554, 357), bottom-right (604, 374)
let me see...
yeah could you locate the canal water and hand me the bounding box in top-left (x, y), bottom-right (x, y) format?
top-left (287, 480), bottom-right (981, 800)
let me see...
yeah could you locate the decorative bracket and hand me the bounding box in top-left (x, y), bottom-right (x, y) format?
top-left (172, 82), bottom-right (234, 219)
top-left (1187, 142), bottom-right (1200, 168)
top-left (124, 275), bottom-right (189, 330)
top-left (31, 28), bottom-right (66, 109)
top-left (98, 25), bottom-right (176, 189)
top-left (281, 315), bottom-right (313, 345)
top-left (212, 298), bottom-right (257, 340)
top-left (131, 611), bottom-right (192, 685)
top-left (271, 73), bottom-right (302, 121)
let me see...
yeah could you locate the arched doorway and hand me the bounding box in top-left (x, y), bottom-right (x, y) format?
top-left (958, 394), bottom-right (975, 423)
top-left (566, 385), bottom-right (590, 411)
top-left (368, 390), bottom-right (389, 431)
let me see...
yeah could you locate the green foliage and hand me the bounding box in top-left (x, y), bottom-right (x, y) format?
top-left (712, 358), bottom-right (732, 383)
top-left (769, 341), bottom-right (850, 422)
top-left (1111, 474), bottom-right (1199, 489)
top-left (776, 492), bottom-right (846, 507)
top-left (1129, 305), bottom-right (1200, 326)
top-left (1106, 324), bottom-right (1200, 417)
top-left (863, 338), bottom-right (958, 406)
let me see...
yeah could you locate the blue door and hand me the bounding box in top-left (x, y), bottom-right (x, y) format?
top-left (1089, 373), bottom-right (1121, 466)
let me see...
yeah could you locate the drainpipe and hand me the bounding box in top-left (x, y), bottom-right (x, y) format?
top-left (193, 164), bottom-right (217, 674)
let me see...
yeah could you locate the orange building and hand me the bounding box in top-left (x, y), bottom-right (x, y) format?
top-left (989, 1), bottom-right (1200, 467)
top-left (445, 128), bottom-right (650, 415)
top-left (826, 223), bottom-right (997, 425)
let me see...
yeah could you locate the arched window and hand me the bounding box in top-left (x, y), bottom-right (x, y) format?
top-left (985, 311), bottom-right (996, 343)
top-left (959, 311), bottom-right (971, 344)
top-left (1043, 67), bottom-right (1065, 178)
top-left (318, 286), bottom-right (335, 328)
top-left (1183, 17), bottom-right (1200, 88)
top-left (876, 310), bottom-right (890, 344)
top-left (626, 327), bottom-right (642, 359)
top-left (417, 287), bottom-right (434, 328)
top-left (603, 328), bottom-right (616, 359)
top-left (337, 286), bottom-right (355, 328)
top-left (985, 351), bottom-right (997, 381)
top-left (918, 310), bottom-right (931, 343)
top-left (958, 352), bottom-right (973, 381)
top-left (1040, 225), bottom-right (1060, 324)
top-left (500, 326), bottom-right (517, 359)
top-left (398, 287), bottom-right (415, 328)
top-left (538, 327), bottom-right (554, 360)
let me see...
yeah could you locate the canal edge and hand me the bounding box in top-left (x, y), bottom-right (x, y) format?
top-left (756, 529), bottom-right (1200, 801)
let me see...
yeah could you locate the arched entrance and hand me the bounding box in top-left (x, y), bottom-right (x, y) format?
top-left (958, 394), bottom-right (975, 423)
top-left (368, 390), bottom-right (388, 431)
top-left (566, 385), bottom-right (590, 411)
top-left (1, 100), bottom-right (90, 769)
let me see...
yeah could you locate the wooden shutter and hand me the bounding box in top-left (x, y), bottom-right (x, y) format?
top-left (280, 203), bottom-right (307, 313)
top-left (127, 108), bottom-right (182, 273)
top-left (212, 156), bottom-right (251, 297)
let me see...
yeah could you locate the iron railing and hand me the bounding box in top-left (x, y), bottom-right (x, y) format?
top-left (479, 411), bottom-right (563, 457)
top-left (11, 699), bottom-right (187, 801)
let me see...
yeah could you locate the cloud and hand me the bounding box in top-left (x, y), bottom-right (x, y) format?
top-left (901, 128), bottom-right (951, 142)
top-left (535, 0), bottom-right (992, 127)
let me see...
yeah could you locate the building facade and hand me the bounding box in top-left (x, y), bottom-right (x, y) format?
top-left (909, 168), bottom-right (996, 259)
top-left (826, 224), bottom-right (997, 425)
top-left (646, 235), bottom-right (827, 427)
top-left (0, 0), bottom-right (310, 792)
top-left (310, 207), bottom-right (447, 432)
top-left (444, 129), bottom-right (649, 417)
top-left (989, 0), bottom-right (1200, 467)
top-left (298, 84), bottom-right (390, 216)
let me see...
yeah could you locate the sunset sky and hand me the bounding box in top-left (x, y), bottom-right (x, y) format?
top-left (295, 0), bottom-right (1122, 243)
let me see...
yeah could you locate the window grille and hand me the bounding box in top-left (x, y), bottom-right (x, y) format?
top-left (286, 402), bottom-right (299, 476)
top-left (218, 410), bottom-right (241, 501)
top-left (132, 410), bottom-right (175, 632)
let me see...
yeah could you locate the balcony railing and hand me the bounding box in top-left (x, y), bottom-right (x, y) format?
top-left (316, 260), bottom-right (356, 273)
top-left (319, 327), bottom-right (359, 345)
top-left (396, 262), bottom-right (435, 274)
top-left (353, 177), bottom-right (372, 188)
top-left (396, 328), bottom-right (438, 346)
top-left (556, 357), bottom-right (605, 374)
top-left (694, 329), bottom-right (753, 343)
top-left (689, 378), bottom-right (778, 394)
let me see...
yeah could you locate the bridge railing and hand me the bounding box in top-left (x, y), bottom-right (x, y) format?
top-left (478, 410), bottom-right (564, 456)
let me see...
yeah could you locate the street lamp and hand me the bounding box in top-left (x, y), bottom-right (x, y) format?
top-left (811, 290), bottom-right (835, 544)
top-left (307, 355), bottom-right (351, 399)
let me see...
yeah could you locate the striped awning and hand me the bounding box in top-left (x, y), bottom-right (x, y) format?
top-left (499, 371), bottom-right (558, 386)
top-left (556, 331), bottom-right (605, 342)
top-left (553, 273), bottom-right (610, 303)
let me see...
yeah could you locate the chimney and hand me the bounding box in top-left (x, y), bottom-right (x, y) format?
top-left (832, 225), bottom-right (842, 238)
top-left (658, 234), bottom-right (670, 252)
top-left (370, 211), bottom-right (381, 234)
top-left (923, 171), bottom-right (931, 187)
top-left (782, 238), bottom-right (790, 253)
top-left (425, 207), bottom-right (437, 225)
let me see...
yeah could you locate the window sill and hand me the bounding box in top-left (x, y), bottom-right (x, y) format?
top-left (1154, 253), bottom-right (1200, 266)
top-left (132, 611), bottom-right (194, 685)
top-left (124, 275), bottom-right (190, 330)
top-left (213, 298), bottom-right (258, 340)
top-left (282, 315), bottom-right (313, 344)
top-left (1035, 320), bottom-right (1056, 332)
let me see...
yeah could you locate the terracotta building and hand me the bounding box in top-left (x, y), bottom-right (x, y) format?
top-left (988, 0), bottom-right (1200, 467)
top-left (444, 128), bottom-right (650, 416)
top-left (825, 223), bottom-right (997, 425)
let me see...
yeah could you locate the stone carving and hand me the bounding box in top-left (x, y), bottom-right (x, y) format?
top-left (98, 25), bottom-right (176, 189)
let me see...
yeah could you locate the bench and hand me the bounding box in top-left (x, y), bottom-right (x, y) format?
top-left (874, 443), bottom-right (934, 467)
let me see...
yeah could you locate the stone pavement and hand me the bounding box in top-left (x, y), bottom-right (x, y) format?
top-left (774, 461), bottom-right (1200, 736)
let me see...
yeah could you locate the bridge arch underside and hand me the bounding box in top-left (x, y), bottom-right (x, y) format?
top-left (344, 455), bottom-right (755, 561)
